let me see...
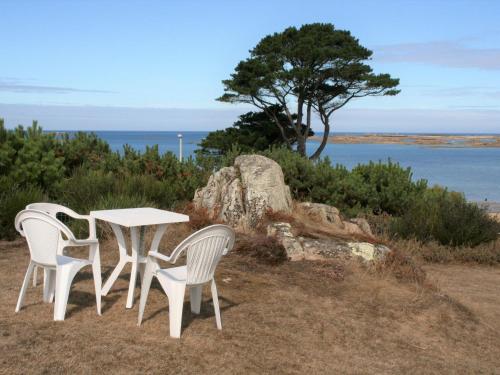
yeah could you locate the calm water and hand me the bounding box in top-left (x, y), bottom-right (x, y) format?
top-left (64, 131), bottom-right (500, 201)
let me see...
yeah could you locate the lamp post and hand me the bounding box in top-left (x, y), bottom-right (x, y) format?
top-left (177, 133), bottom-right (183, 162)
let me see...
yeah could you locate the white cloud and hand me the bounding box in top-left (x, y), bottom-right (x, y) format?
top-left (0, 78), bottom-right (113, 94)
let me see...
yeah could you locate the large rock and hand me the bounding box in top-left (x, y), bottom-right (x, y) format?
top-left (267, 222), bottom-right (389, 261)
top-left (266, 222), bottom-right (305, 260)
top-left (194, 155), bottom-right (293, 230)
top-left (296, 202), bottom-right (373, 237)
top-left (297, 202), bottom-right (344, 227)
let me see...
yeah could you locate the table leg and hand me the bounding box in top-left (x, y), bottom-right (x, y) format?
top-left (138, 227), bottom-right (146, 282)
top-left (126, 226), bottom-right (145, 309)
top-left (102, 223), bottom-right (128, 296)
top-left (150, 224), bottom-right (167, 253)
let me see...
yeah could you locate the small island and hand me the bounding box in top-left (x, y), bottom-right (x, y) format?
top-left (311, 133), bottom-right (500, 147)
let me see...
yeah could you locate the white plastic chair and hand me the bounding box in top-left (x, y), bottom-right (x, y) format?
top-left (137, 224), bottom-right (235, 338)
top-left (26, 203), bottom-right (98, 288)
top-left (15, 209), bottom-right (102, 320)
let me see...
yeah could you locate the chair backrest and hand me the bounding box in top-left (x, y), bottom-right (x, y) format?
top-left (26, 202), bottom-right (76, 218)
top-left (15, 210), bottom-right (76, 266)
top-left (169, 225), bottom-right (235, 285)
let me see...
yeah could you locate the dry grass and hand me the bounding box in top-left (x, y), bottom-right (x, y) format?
top-left (2, 235), bottom-right (500, 374)
top-left (234, 233), bottom-right (288, 265)
top-left (386, 237), bottom-right (500, 265)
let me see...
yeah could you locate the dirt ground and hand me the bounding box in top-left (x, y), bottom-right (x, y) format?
top-left (1, 232), bottom-right (500, 374)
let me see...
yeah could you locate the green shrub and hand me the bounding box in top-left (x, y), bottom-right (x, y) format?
top-left (0, 121), bottom-right (65, 194)
top-left (262, 148), bottom-right (428, 217)
top-left (351, 160), bottom-right (428, 216)
top-left (0, 184), bottom-right (45, 240)
top-left (392, 187), bottom-right (500, 247)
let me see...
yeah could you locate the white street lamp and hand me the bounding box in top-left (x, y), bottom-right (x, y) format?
top-left (177, 133), bottom-right (183, 162)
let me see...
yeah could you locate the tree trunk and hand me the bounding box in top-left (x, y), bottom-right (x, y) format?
top-left (266, 109), bottom-right (292, 149)
top-left (310, 114), bottom-right (330, 160)
top-left (296, 133), bottom-right (306, 156)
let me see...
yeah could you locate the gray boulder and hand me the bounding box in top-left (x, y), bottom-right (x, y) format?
top-left (267, 222), bottom-right (389, 262)
top-left (194, 155), bottom-right (293, 230)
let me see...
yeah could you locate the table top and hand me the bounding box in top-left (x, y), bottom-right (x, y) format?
top-left (90, 207), bottom-right (189, 227)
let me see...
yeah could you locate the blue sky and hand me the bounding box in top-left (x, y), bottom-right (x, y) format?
top-left (1, 0), bottom-right (500, 132)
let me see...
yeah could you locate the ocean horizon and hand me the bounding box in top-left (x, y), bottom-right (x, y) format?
top-left (54, 130), bottom-right (500, 202)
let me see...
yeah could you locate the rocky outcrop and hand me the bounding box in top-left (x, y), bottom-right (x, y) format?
top-left (194, 153), bottom-right (387, 261)
top-left (297, 202), bottom-right (344, 227)
top-left (266, 222), bottom-right (305, 260)
top-left (267, 222), bottom-right (389, 262)
top-left (193, 155), bottom-right (293, 230)
top-left (296, 202), bottom-right (373, 238)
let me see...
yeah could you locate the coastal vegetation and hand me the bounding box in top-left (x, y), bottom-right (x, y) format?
top-left (1, 119), bottom-right (498, 255)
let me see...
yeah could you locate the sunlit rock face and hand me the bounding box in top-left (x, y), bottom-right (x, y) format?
top-left (194, 155), bottom-right (292, 230)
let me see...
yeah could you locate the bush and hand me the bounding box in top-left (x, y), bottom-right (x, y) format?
top-left (392, 187), bottom-right (500, 247)
top-left (262, 147), bottom-right (428, 217)
top-left (0, 184), bottom-right (45, 240)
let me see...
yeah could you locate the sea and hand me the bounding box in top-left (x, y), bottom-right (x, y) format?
top-left (62, 131), bottom-right (500, 202)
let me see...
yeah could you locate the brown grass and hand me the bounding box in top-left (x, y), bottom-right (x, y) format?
top-left (2, 236), bottom-right (500, 374)
top-left (234, 233), bottom-right (288, 265)
top-left (386, 237), bottom-right (500, 265)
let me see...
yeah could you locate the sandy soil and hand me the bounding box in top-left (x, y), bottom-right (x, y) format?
top-left (310, 134), bottom-right (500, 148)
top-left (1, 235), bottom-right (500, 374)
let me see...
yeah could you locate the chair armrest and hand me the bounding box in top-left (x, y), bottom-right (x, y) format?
top-left (76, 215), bottom-right (97, 240)
top-left (68, 238), bottom-right (99, 247)
top-left (56, 208), bottom-right (97, 240)
top-left (148, 251), bottom-right (172, 263)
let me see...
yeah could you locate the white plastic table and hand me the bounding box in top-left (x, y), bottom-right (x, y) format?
top-left (90, 207), bottom-right (189, 308)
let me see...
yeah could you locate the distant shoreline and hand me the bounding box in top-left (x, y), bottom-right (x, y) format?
top-left (310, 134), bottom-right (500, 148)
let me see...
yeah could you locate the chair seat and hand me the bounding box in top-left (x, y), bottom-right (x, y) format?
top-left (56, 255), bottom-right (92, 267)
top-left (157, 266), bottom-right (187, 283)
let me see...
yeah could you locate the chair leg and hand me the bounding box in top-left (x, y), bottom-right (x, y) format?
top-left (53, 263), bottom-right (84, 321)
top-left (48, 271), bottom-right (56, 303)
top-left (190, 285), bottom-right (203, 314)
top-left (137, 259), bottom-right (155, 326)
top-left (16, 261), bottom-right (36, 312)
top-left (166, 283), bottom-right (186, 338)
top-left (91, 245), bottom-right (102, 316)
top-left (211, 279), bottom-right (222, 330)
top-left (43, 269), bottom-right (56, 303)
top-left (32, 266), bottom-right (38, 287)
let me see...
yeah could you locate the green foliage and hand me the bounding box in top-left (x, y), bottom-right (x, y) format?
top-left (218, 23), bottom-right (400, 158)
top-left (54, 131), bottom-right (112, 171)
top-left (350, 161), bottom-right (428, 216)
top-left (197, 106), bottom-right (314, 155)
top-left (261, 147), bottom-right (426, 217)
top-left (392, 188), bottom-right (500, 247)
top-left (0, 120), bottom-right (211, 240)
top-left (1, 120), bottom-right (497, 249)
top-left (0, 184), bottom-right (45, 240)
top-left (0, 120), bottom-right (65, 193)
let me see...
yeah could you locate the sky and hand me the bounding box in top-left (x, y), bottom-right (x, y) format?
top-left (1, 0), bottom-right (500, 132)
